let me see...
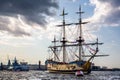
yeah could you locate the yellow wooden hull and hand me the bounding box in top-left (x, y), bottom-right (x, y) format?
top-left (47, 61), bottom-right (91, 74)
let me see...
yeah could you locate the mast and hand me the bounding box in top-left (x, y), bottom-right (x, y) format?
top-left (76, 6), bottom-right (85, 61)
top-left (60, 8), bottom-right (68, 62)
top-left (52, 37), bottom-right (57, 61)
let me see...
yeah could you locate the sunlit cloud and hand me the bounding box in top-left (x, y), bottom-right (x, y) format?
top-left (88, 0), bottom-right (120, 28)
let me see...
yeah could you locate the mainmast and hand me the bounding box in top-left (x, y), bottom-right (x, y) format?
top-left (60, 8), bottom-right (68, 62)
top-left (76, 6), bottom-right (87, 61)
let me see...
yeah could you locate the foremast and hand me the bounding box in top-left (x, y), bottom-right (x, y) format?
top-left (73, 6), bottom-right (102, 62)
top-left (76, 6), bottom-right (87, 61)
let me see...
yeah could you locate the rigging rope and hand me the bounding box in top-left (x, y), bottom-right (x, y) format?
top-left (66, 25), bottom-right (79, 41)
top-left (84, 29), bottom-right (96, 42)
top-left (84, 42), bottom-right (96, 54)
top-left (67, 46), bottom-right (78, 61)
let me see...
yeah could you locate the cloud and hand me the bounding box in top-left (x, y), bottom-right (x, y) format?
top-left (89, 0), bottom-right (120, 27)
top-left (98, 0), bottom-right (120, 26)
top-left (0, 15), bottom-right (31, 36)
top-left (0, 0), bottom-right (58, 36)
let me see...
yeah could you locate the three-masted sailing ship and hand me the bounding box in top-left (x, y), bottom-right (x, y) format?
top-left (45, 6), bottom-right (104, 74)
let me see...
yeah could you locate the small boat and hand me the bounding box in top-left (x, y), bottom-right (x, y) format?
top-left (75, 70), bottom-right (84, 76)
top-left (7, 57), bottom-right (29, 71)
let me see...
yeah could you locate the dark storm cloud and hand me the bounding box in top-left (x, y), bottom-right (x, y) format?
top-left (99, 0), bottom-right (120, 7)
top-left (0, 0), bottom-right (59, 36)
top-left (98, 0), bottom-right (120, 25)
top-left (0, 0), bottom-right (58, 25)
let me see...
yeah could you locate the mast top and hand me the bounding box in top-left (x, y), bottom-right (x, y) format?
top-left (52, 36), bottom-right (59, 43)
top-left (76, 5), bottom-right (84, 21)
top-left (60, 8), bottom-right (68, 16)
top-left (60, 8), bottom-right (68, 22)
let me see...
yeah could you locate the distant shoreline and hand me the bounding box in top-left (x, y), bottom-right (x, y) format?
top-left (92, 69), bottom-right (120, 71)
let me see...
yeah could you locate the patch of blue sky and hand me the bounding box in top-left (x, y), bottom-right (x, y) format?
top-left (56, 0), bottom-right (94, 24)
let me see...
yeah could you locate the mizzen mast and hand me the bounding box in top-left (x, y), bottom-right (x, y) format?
top-left (52, 36), bottom-right (58, 61)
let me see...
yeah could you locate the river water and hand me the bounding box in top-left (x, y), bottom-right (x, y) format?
top-left (0, 71), bottom-right (120, 80)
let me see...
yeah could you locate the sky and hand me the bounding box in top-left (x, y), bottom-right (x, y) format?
top-left (0, 0), bottom-right (120, 68)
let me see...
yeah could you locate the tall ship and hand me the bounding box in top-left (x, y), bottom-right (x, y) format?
top-left (45, 6), bottom-right (106, 74)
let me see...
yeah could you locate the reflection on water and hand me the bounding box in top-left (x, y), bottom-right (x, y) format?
top-left (0, 71), bottom-right (120, 80)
